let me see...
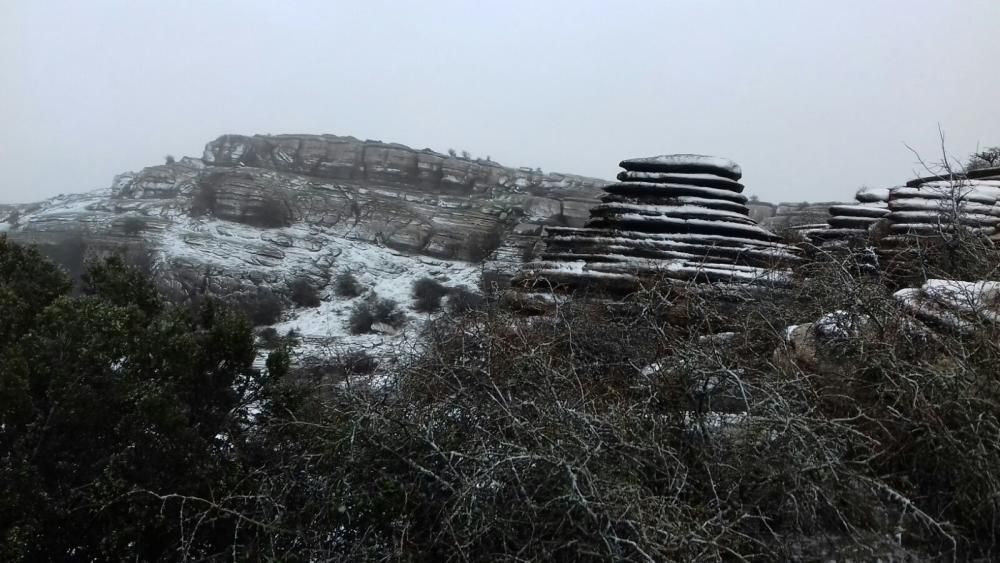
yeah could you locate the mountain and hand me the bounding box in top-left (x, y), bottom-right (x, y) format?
top-left (0, 133), bottom-right (609, 361)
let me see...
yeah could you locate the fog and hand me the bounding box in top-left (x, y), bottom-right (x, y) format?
top-left (2, 0), bottom-right (999, 203)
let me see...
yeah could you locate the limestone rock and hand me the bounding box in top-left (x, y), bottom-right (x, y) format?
top-left (514, 155), bottom-right (799, 294)
top-left (777, 279), bottom-right (1000, 373)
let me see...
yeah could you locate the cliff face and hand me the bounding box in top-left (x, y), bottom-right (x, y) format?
top-left (0, 134), bottom-right (611, 356)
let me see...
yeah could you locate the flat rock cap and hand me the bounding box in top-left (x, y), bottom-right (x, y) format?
top-left (619, 154), bottom-right (742, 181)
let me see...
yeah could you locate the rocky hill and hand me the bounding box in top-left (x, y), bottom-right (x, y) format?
top-left (0, 133), bottom-right (611, 359)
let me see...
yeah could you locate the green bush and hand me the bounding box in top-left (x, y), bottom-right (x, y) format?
top-left (0, 237), bottom-right (272, 561)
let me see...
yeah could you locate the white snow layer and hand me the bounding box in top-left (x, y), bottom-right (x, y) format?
top-left (620, 155), bottom-right (742, 178)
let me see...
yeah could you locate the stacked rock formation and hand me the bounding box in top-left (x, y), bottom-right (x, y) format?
top-left (812, 186), bottom-right (891, 243)
top-left (514, 155), bottom-right (799, 294)
top-left (885, 179), bottom-right (1000, 238)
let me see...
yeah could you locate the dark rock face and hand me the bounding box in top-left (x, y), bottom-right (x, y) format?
top-left (514, 155), bottom-right (799, 294)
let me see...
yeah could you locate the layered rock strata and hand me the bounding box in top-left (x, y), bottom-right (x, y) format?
top-left (884, 179), bottom-right (1000, 237)
top-left (812, 186), bottom-right (891, 242)
top-left (515, 155), bottom-right (799, 293)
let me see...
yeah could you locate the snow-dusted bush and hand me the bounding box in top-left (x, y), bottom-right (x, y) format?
top-left (462, 226), bottom-right (504, 262)
top-left (122, 216), bottom-right (147, 236)
top-left (334, 270), bottom-right (363, 297)
top-left (257, 326), bottom-right (280, 348)
top-left (348, 295), bottom-right (404, 334)
top-left (230, 287), bottom-right (284, 326)
top-left (966, 146), bottom-right (1000, 171)
top-left (411, 277), bottom-right (448, 312)
top-left (288, 277), bottom-right (321, 308)
top-left (447, 286), bottom-right (485, 313)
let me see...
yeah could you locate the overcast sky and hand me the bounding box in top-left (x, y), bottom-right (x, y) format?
top-left (2, 1), bottom-right (999, 204)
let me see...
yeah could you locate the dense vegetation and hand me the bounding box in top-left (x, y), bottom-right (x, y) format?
top-left (2, 231), bottom-right (999, 561)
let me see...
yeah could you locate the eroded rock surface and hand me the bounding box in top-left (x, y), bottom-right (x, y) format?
top-left (3, 134), bottom-right (613, 357)
top-left (514, 154), bottom-right (800, 294)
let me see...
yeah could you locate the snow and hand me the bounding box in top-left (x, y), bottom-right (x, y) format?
top-left (892, 280), bottom-right (1000, 333)
top-left (829, 203), bottom-right (890, 217)
top-left (617, 170), bottom-right (743, 186)
top-left (889, 198), bottom-right (1000, 215)
top-left (855, 186), bottom-right (891, 202)
top-left (610, 182), bottom-right (749, 203)
top-left (620, 155), bottom-right (742, 179)
top-left (813, 310), bottom-right (866, 339)
top-left (601, 213), bottom-right (776, 238)
top-left (783, 324), bottom-right (801, 341)
top-left (594, 202), bottom-right (751, 222)
top-left (921, 279), bottom-right (1000, 324)
top-left (892, 183), bottom-right (1000, 205)
top-left (545, 227), bottom-right (797, 255)
top-left (889, 211), bottom-right (999, 224)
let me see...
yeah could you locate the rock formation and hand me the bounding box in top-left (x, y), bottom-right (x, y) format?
top-left (780, 279), bottom-right (1000, 373)
top-left (810, 186), bottom-right (891, 243)
top-left (514, 155), bottom-right (799, 294)
top-left (884, 179), bottom-right (1000, 237)
top-left (2, 133), bottom-right (612, 358)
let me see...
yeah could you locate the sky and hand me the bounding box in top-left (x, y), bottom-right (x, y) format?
top-left (2, 0), bottom-right (999, 204)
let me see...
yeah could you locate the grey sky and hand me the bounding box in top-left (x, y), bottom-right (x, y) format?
top-left (2, 0), bottom-right (999, 204)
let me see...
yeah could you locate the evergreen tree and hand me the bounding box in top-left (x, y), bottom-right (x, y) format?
top-left (0, 236), bottom-right (267, 561)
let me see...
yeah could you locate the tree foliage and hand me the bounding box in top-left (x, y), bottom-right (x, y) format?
top-left (0, 236), bottom-right (289, 561)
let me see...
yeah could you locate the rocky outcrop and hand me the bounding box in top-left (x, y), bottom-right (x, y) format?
top-left (514, 155), bottom-right (799, 294)
top-left (779, 279), bottom-right (1000, 373)
top-left (2, 133), bottom-right (614, 357)
top-left (811, 186), bottom-right (891, 243)
top-left (762, 202), bottom-right (841, 232)
top-left (884, 179), bottom-right (1000, 236)
top-left (10, 133), bottom-right (608, 271)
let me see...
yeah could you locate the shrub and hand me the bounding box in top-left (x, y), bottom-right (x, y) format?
top-left (243, 196), bottom-right (291, 229)
top-left (339, 349), bottom-right (378, 375)
top-left (334, 271), bottom-right (363, 297)
top-left (967, 146), bottom-right (1000, 171)
top-left (0, 239), bottom-right (263, 561)
top-left (347, 302), bottom-right (375, 334)
top-left (462, 226), bottom-right (505, 262)
top-left (190, 182), bottom-right (217, 217)
top-left (36, 231), bottom-right (89, 284)
top-left (447, 286), bottom-right (485, 313)
top-left (257, 327), bottom-right (280, 348)
top-left (521, 241), bottom-right (536, 262)
top-left (121, 216), bottom-right (147, 236)
top-left (411, 277), bottom-right (448, 312)
top-left (230, 288), bottom-right (284, 326)
top-left (348, 296), bottom-right (404, 334)
top-left (289, 277), bottom-right (321, 308)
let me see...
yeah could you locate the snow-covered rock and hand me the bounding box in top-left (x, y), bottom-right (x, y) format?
top-left (513, 155), bottom-right (799, 294)
top-left (779, 279), bottom-right (1000, 371)
top-left (2, 133), bottom-right (611, 362)
top-left (619, 154), bottom-right (743, 181)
